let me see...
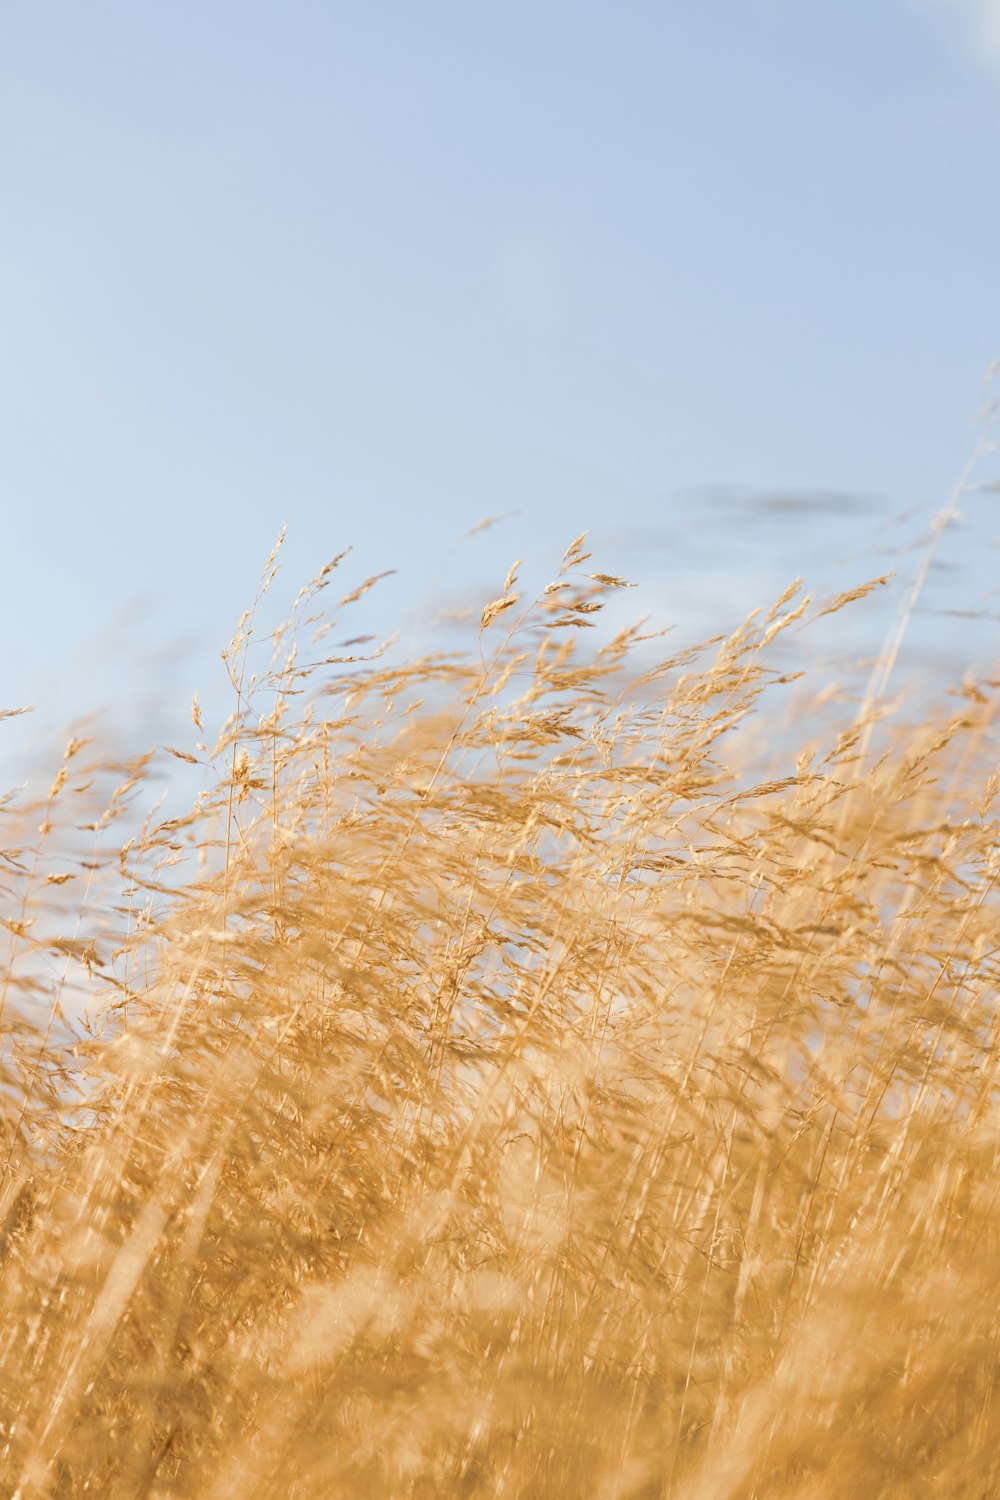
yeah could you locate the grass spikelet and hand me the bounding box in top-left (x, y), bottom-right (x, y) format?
top-left (480, 593), bottom-right (520, 629)
top-left (812, 572), bottom-right (893, 621)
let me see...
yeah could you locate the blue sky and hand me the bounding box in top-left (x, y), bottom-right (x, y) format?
top-left (3, 1), bottom-right (1000, 771)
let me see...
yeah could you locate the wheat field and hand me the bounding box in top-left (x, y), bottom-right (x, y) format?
top-left (0, 528), bottom-right (997, 1499)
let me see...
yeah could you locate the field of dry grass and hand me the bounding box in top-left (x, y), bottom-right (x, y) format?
top-left (0, 530), bottom-right (997, 1498)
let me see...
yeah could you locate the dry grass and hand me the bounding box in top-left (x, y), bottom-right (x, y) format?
top-left (0, 532), bottom-right (998, 1499)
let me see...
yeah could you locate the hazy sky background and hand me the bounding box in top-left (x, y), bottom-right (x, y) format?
top-left (3, 1), bottom-right (1000, 773)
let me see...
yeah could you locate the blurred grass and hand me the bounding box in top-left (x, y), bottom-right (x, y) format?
top-left (0, 529), bottom-right (998, 1498)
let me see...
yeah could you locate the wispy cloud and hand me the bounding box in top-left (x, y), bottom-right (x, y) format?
top-left (959, 0), bottom-right (1000, 59)
top-left (911, 0), bottom-right (1000, 66)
